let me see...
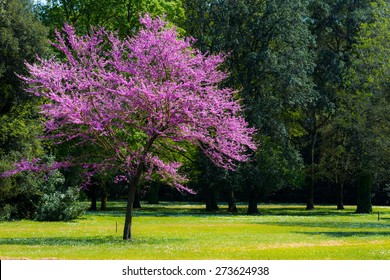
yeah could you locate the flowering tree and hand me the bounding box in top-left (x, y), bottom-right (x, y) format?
top-left (8, 15), bottom-right (256, 239)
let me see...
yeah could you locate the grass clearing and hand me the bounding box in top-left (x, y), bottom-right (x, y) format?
top-left (0, 202), bottom-right (389, 259)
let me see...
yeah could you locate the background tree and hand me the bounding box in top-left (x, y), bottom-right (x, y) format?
top-left (339, 0), bottom-right (390, 213)
top-left (302, 0), bottom-right (374, 209)
top-left (37, 0), bottom-right (185, 36)
top-left (183, 0), bottom-right (312, 212)
top-left (0, 0), bottom-right (48, 219)
top-left (7, 15), bottom-right (256, 239)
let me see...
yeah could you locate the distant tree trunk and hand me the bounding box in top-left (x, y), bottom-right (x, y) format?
top-left (356, 172), bottom-right (372, 213)
top-left (306, 127), bottom-right (318, 211)
top-left (227, 191), bottom-right (238, 213)
top-left (90, 184), bottom-right (97, 211)
top-left (337, 182), bottom-right (344, 210)
top-left (306, 176), bottom-right (315, 210)
top-left (247, 189), bottom-right (259, 214)
top-left (133, 190), bottom-right (141, 209)
top-left (205, 185), bottom-right (219, 211)
top-left (147, 181), bottom-right (160, 204)
top-left (100, 186), bottom-right (107, 211)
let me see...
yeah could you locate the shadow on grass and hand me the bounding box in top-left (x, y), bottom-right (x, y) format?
top-left (89, 204), bottom-right (379, 218)
top-left (296, 231), bottom-right (390, 238)
top-left (0, 236), bottom-right (186, 246)
top-left (254, 220), bottom-right (390, 230)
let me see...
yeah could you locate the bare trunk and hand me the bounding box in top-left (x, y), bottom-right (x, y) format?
top-left (123, 134), bottom-right (157, 240)
top-left (100, 184), bottom-right (107, 211)
top-left (133, 190), bottom-right (142, 209)
top-left (306, 177), bottom-right (315, 210)
top-left (306, 131), bottom-right (317, 211)
top-left (147, 181), bottom-right (160, 204)
top-left (337, 182), bottom-right (344, 210)
top-left (123, 183), bottom-right (136, 240)
top-left (90, 185), bottom-right (97, 211)
top-left (228, 191), bottom-right (238, 213)
top-left (123, 166), bottom-right (144, 240)
top-left (205, 186), bottom-right (219, 211)
top-left (247, 189), bottom-right (259, 214)
top-left (356, 172), bottom-right (372, 214)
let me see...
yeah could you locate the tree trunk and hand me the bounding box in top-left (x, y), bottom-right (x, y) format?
top-left (227, 191), bottom-right (238, 213)
top-left (306, 128), bottom-right (317, 211)
top-left (247, 189), bottom-right (259, 214)
top-left (89, 185), bottom-right (97, 211)
top-left (123, 135), bottom-right (157, 240)
top-left (147, 181), bottom-right (160, 204)
top-left (133, 190), bottom-right (141, 209)
top-left (100, 186), bottom-right (107, 211)
top-left (123, 183), bottom-right (136, 240)
top-left (356, 172), bottom-right (372, 214)
top-left (337, 182), bottom-right (344, 210)
top-left (305, 177), bottom-right (315, 210)
top-left (205, 185), bottom-right (219, 211)
top-left (123, 162), bottom-right (146, 240)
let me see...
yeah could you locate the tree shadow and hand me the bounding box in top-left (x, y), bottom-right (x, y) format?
top-left (254, 220), bottom-right (390, 230)
top-left (295, 231), bottom-right (390, 238)
top-left (257, 207), bottom-right (357, 217)
top-left (0, 236), bottom-right (186, 246)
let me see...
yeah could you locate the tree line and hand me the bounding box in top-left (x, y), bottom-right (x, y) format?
top-left (1, 0), bottom-right (389, 222)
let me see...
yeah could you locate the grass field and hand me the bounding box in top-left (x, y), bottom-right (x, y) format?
top-left (0, 202), bottom-right (389, 259)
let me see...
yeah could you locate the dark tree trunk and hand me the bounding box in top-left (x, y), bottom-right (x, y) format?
top-left (306, 127), bottom-right (318, 211)
top-left (89, 184), bottom-right (97, 211)
top-left (123, 183), bottom-right (136, 240)
top-left (227, 191), bottom-right (238, 213)
top-left (247, 189), bottom-right (259, 214)
top-left (306, 176), bottom-right (314, 210)
top-left (147, 181), bottom-right (160, 204)
top-left (123, 135), bottom-right (157, 240)
top-left (337, 182), bottom-right (344, 210)
top-left (100, 187), bottom-right (107, 211)
top-left (205, 185), bottom-right (219, 211)
top-left (356, 172), bottom-right (372, 214)
top-left (306, 172), bottom-right (315, 210)
top-left (123, 162), bottom-right (146, 240)
top-left (133, 190), bottom-right (141, 209)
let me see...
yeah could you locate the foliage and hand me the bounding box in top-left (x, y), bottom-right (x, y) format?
top-left (36, 0), bottom-right (186, 36)
top-left (337, 0), bottom-right (390, 212)
top-left (14, 14), bottom-right (255, 187)
top-left (299, 0), bottom-right (375, 209)
top-left (1, 156), bottom-right (86, 221)
top-left (4, 15), bottom-right (256, 238)
top-left (35, 186), bottom-right (86, 221)
top-left (0, 0), bottom-right (51, 219)
top-left (183, 0), bottom-right (313, 202)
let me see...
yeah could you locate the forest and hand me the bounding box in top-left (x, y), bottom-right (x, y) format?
top-left (1, 0), bottom-right (390, 225)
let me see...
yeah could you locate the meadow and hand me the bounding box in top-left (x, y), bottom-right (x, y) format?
top-left (0, 202), bottom-right (389, 260)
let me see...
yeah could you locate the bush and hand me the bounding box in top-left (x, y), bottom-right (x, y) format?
top-left (0, 204), bottom-right (12, 221)
top-left (1, 156), bottom-right (87, 221)
top-left (34, 186), bottom-right (87, 221)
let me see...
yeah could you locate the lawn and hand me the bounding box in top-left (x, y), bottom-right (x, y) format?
top-left (0, 202), bottom-right (389, 259)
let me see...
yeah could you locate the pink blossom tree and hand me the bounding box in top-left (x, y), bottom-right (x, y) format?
top-left (10, 15), bottom-right (256, 240)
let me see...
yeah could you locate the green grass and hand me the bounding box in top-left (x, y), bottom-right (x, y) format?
top-left (0, 202), bottom-right (389, 259)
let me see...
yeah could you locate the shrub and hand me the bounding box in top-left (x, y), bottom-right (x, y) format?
top-left (34, 186), bottom-right (87, 221)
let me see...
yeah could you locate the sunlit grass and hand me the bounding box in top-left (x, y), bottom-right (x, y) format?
top-left (0, 203), bottom-right (389, 259)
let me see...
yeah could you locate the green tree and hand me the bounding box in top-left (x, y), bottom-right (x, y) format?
top-left (340, 0), bottom-right (390, 213)
top-left (37, 0), bottom-right (185, 36)
top-left (0, 0), bottom-right (49, 218)
top-left (183, 0), bottom-right (313, 212)
top-left (303, 0), bottom-right (374, 210)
